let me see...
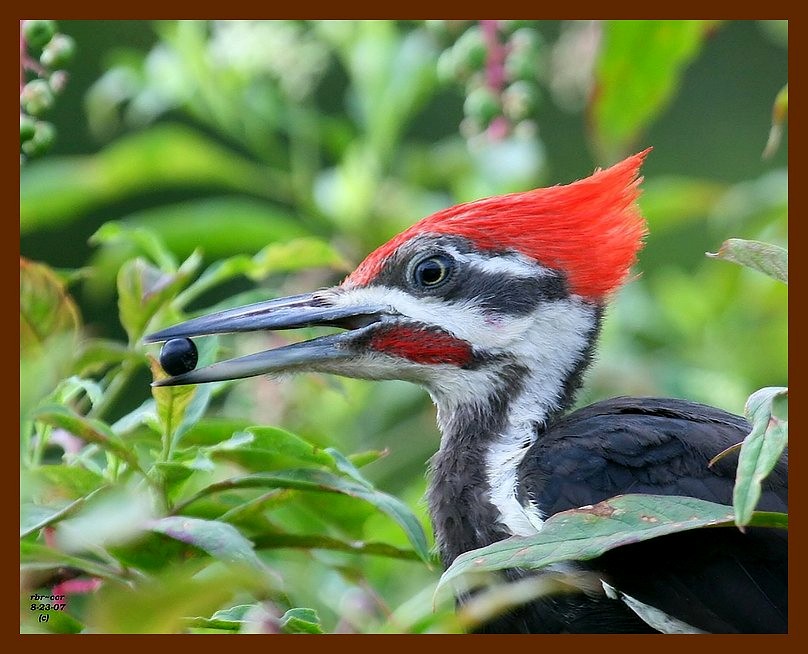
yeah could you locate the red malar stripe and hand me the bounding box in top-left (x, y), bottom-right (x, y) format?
top-left (369, 326), bottom-right (472, 367)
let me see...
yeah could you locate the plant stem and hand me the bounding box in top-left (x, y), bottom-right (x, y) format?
top-left (89, 357), bottom-right (138, 422)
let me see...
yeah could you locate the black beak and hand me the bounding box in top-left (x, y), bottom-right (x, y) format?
top-left (144, 291), bottom-right (382, 386)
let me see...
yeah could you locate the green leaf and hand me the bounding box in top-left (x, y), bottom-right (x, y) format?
top-left (20, 541), bottom-right (130, 584)
top-left (20, 490), bottom-right (104, 538)
top-left (251, 532), bottom-right (423, 561)
top-left (75, 338), bottom-right (138, 377)
top-left (187, 604), bottom-right (254, 631)
top-left (175, 237), bottom-right (348, 308)
top-left (592, 20), bottom-right (712, 160)
top-left (117, 251), bottom-right (202, 343)
top-left (178, 417), bottom-right (254, 447)
top-left (707, 238), bottom-right (788, 284)
top-left (92, 222), bottom-right (179, 270)
top-left (348, 448), bottom-right (389, 468)
top-left (153, 462), bottom-right (195, 497)
top-left (106, 530), bottom-right (207, 572)
top-left (20, 258), bottom-right (81, 353)
top-left (34, 405), bottom-right (145, 476)
top-left (87, 199), bottom-right (309, 300)
top-left (280, 608), bottom-right (324, 634)
top-left (733, 387), bottom-right (789, 527)
top-left (20, 123), bottom-right (292, 234)
top-left (23, 464), bottom-right (105, 501)
top-left (148, 516), bottom-right (267, 572)
top-left (21, 502), bottom-right (70, 537)
top-left (86, 560), bottom-right (266, 633)
top-left (149, 356), bottom-right (197, 454)
top-left (249, 237), bottom-right (351, 278)
top-left (325, 446), bottom-right (373, 488)
top-left (437, 494), bottom-right (786, 597)
top-left (208, 426), bottom-right (335, 472)
top-left (22, 605), bottom-right (85, 634)
top-left (52, 375), bottom-right (104, 408)
top-left (179, 469), bottom-right (431, 563)
top-left (170, 379), bottom-right (215, 449)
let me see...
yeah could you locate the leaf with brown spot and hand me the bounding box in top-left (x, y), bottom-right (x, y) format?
top-left (436, 494), bottom-right (786, 598)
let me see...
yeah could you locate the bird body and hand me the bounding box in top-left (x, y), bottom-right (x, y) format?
top-left (146, 151), bottom-right (787, 633)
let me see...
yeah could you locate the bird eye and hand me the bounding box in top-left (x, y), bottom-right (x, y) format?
top-left (411, 254), bottom-right (453, 289)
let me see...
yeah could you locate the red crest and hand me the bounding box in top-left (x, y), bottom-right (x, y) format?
top-left (345, 150), bottom-right (650, 301)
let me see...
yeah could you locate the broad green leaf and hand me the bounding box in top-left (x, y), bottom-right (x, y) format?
top-left (34, 405), bottom-right (145, 476)
top-left (21, 502), bottom-right (70, 537)
top-left (437, 494), bottom-right (786, 596)
top-left (120, 199), bottom-right (306, 260)
top-left (20, 541), bottom-right (130, 584)
top-left (20, 258), bottom-right (81, 353)
top-left (75, 338), bottom-right (138, 377)
top-left (271, 490), bottom-right (378, 541)
top-left (51, 376), bottom-right (104, 408)
top-left (110, 398), bottom-right (158, 437)
top-left (592, 20), bottom-right (712, 160)
top-left (178, 417), bottom-right (254, 446)
top-left (20, 489), bottom-right (104, 538)
top-left (107, 530), bottom-right (207, 572)
top-left (215, 489), bottom-right (293, 528)
top-left (170, 380), bottom-right (215, 449)
top-left (763, 84), bottom-right (788, 159)
top-left (280, 608), bottom-right (324, 634)
top-left (326, 446), bottom-right (372, 488)
top-left (153, 462), bottom-right (195, 497)
top-left (150, 356), bottom-right (197, 458)
top-left (175, 237), bottom-right (348, 308)
top-left (249, 237), bottom-right (350, 277)
top-left (20, 123), bottom-right (292, 233)
top-left (707, 239), bottom-right (788, 284)
top-left (251, 532), bottom-right (423, 561)
top-left (23, 464), bottom-right (105, 501)
top-left (734, 387), bottom-right (789, 527)
top-left (187, 604), bottom-right (254, 631)
top-left (117, 250), bottom-right (202, 343)
top-left (87, 199), bottom-right (309, 301)
top-left (179, 469), bottom-right (430, 562)
top-left (91, 222), bottom-right (178, 270)
top-left (209, 426), bottom-right (335, 472)
top-left (148, 516), bottom-right (266, 572)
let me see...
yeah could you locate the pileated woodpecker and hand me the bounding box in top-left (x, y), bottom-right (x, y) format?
top-left (146, 151), bottom-right (787, 633)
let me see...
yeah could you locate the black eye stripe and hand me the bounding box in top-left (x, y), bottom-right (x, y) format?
top-left (442, 270), bottom-right (568, 314)
top-left (367, 234), bottom-right (570, 314)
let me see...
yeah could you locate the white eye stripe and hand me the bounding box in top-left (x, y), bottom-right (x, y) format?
top-left (441, 246), bottom-right (552, 279)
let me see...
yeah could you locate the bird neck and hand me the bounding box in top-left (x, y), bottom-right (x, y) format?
top-left (426, 302), bottom-right (603, 567)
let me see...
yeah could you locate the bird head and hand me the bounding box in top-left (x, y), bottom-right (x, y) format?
top-left (146, 151), bottom-right (648, 410)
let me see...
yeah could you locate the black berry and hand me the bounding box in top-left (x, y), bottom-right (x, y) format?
top-left (159, 338), bottom-right (198, 376)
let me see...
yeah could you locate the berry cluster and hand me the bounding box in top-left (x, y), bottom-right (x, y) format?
top-left (431, 20), bottom-right (544, 140)
top-left (20, 20), bottom-right (75, 160)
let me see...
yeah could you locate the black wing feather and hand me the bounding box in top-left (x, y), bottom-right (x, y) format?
top-left (514, 396), bottom-right (787, 633)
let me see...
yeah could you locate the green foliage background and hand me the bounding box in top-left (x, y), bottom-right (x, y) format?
top-left (20, 20), bottom-right (787, 633)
